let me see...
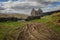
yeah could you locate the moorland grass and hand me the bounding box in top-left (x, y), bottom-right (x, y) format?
top-left (30, 12), bottom-right (60, 33)
top-left (0, 12), bottom-right (60, 40)
top-left (0, 21), bottom-right (26, 40)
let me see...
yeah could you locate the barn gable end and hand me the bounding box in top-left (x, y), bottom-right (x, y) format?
top-left (31, 8), bottom-right (36, 16)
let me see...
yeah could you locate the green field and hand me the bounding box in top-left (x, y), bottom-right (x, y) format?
top-left (0, 22), bottom-right (26, 40)
top-left (0, 12), bottom-right (60, 40)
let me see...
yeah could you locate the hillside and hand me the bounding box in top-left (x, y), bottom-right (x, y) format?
top-left (31, 12), bottom-right (60, 33)
top-left (0, 12), bottom-right (60, 40)
top-left (3, 12), bottom-right (60, 40)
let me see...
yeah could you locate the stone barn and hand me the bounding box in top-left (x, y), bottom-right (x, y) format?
top-left (26, 8), bottom-right (43, 21)
top-left (31, 8), bottom-right (43, 16)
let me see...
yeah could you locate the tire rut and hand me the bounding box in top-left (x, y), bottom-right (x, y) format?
top-left (4, 23), bottom-right (60, 40)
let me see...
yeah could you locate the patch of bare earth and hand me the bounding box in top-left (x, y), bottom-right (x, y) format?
top-left (4, 23), bottom-right (60, 40)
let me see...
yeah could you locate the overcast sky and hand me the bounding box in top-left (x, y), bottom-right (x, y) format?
top-left (0, 0), bottom-right (60, 15)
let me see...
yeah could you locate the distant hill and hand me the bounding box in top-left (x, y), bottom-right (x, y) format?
top-left (0, 13), bottom-right (28, 18)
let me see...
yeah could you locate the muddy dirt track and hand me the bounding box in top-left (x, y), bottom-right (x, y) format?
top-left (4, 23), bottom-right (60, 40)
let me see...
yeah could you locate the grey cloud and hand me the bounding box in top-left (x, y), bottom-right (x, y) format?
top-left (10, 0), bottom-right (60, 14)
top-left (11, 5), bottom-right (41, 10)
top-left (0, 0), bottom-right (60, 14)
top-left (0, 7), bottom-right (5, 10)
top-left (28, 0), bottom-right (60, 5)
top-left (29, 0), bottom-right (60, 2)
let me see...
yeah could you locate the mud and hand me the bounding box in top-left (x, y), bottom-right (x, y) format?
top-left (4, 23), bottom-right (60, 40)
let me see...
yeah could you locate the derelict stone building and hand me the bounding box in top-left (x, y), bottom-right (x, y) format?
top-left (25, 8), bottom-right (43, 21)
top-left (31, 8), bottom-right (43, 16)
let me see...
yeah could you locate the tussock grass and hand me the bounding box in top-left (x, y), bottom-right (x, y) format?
top-left (0, 21), bottom-right (26, 40)
top-left (31, 12), bottom-right (60, 33)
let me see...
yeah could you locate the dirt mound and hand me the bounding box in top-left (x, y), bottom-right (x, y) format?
top-left (4, 23), bottom-right (60, 40)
